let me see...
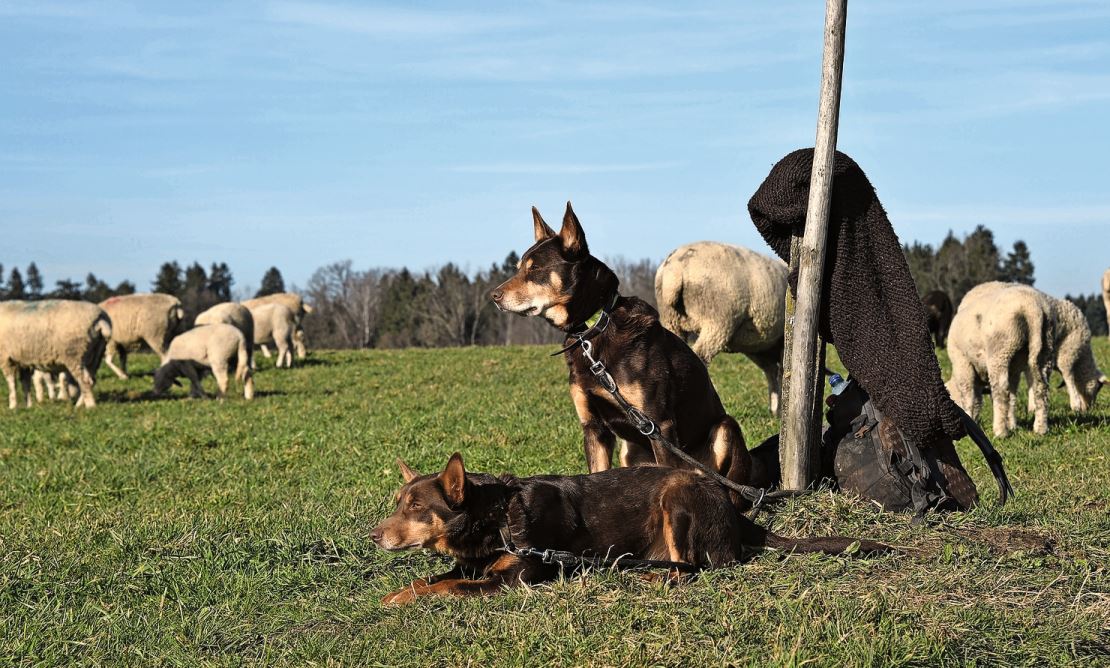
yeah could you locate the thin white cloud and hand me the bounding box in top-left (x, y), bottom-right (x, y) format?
top-left (447, 161), bottom-right (683, 175)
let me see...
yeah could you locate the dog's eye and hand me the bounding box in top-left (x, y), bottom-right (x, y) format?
top-left (408, 501), bottom-right (424, 511)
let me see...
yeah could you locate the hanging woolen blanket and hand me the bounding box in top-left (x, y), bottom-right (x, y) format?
top-left (748, 148), bottom-right (966, 446)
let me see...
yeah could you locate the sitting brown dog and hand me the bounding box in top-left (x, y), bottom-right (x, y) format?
top-left (372, 454), bottom-right (892, 604)
top-left (491, 203), bottom-right (771, 502)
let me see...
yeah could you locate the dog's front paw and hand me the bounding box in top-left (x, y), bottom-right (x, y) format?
top-left (381, 579), bottom-right (429, 606)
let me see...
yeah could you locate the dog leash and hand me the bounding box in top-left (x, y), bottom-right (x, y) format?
top-left (562, 313), bottom-right (807, 508)
top-left (498, 527), bottom-right (699, 574)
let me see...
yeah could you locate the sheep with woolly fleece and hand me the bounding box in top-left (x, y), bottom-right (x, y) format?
top-left (195, 302), bottom-right (254, 371)
top-left (245, 302), bottom-right (296, 369)
top-left (0, 300), bottom-right (111, 409)
top-left (947, 281), bottom-right (1106, 437)
top-left (242, 292), bottom-right (312, 359)
top-left (655, 241), bottom-right (787, 414)
top-left (99, 293), bottom-right (185, 379)
top-left (153, 323), bottom-right (254, 400)
top-left (1102, 268), bottom-right (1110, 340)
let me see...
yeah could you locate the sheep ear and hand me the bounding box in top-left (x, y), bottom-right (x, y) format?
top-left (559, 201), bottom-right (587, 256)
top-left (532, 207), bottom-right (555, 241)
top-left (440, 452), bottom-right (467, 507)
top-left (396, 458), bottom-right (420, 483)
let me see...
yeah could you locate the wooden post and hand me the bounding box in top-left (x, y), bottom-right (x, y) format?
top-left (778, 0), bottom-right (847, 490)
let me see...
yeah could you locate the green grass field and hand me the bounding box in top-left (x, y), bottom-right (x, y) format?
top-left (2, 342), bottom-right (1109, 666)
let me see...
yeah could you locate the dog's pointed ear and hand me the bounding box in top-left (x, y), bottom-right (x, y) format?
top-left (397, 458), bottom-right (420, 483)
top-left (532, 207), bottom-right (555, 242)
top-left (440, 452), bottom-right (467, 506)
top-left (559, 201), bottom-right (587, 256)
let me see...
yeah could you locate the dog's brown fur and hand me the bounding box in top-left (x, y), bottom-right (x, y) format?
top-left (372, 454), bottom-right (892, 604)
top-left (491, 203), bottom-right (774, 501)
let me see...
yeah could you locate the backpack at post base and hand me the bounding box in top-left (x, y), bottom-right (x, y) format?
top-left (821, 377), bottom-right (959, 516)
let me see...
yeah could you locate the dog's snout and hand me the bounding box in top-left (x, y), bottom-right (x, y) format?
top-left (491, 289), bottom-right (504, 302)
top-left (370, 529), bottom-right (383, 544)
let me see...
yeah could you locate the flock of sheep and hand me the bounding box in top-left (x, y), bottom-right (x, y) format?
top-left (0, 291), bottom-right (312, 409)
top-left (3, 251), bottom-right (1107, 437)
top-left (655, 242), bottom-right (1108, 437)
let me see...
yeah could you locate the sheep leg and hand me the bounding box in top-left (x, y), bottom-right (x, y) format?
top-left (4, 370), bottom-right (17, 410)
top-left (103, 343), bottom-right (129, 380)
top-left (745, 346), bottom-right (784, 416)
top-left (260, 344), bottom-right (272, 359)
top-left (242, 369), bottom-right (255, 400)
top-left (68, 363), bottom-right (97, 408)
top-left (278, 338), bottom-right (293, 368)
top-left (19, 369), bottom-right (33, 408)
top-left (211, 363), bottom-right (230, 399)
top-left (1006, 361), bottom-right (1022, 432)
top-left (1028, 360), bottom-right (1051, 437)
top-left (986, 358), bottom-right (1013, 438)
top-left (32, 371), bottom-right (47, 403)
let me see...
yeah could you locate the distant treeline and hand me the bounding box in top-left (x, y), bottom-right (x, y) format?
top-left (4, 224), bottom-right (1106, 347)
top-left (299, 253), bottom-right (657, 349)
top-left (902, 225), bottom-right (1106, 335)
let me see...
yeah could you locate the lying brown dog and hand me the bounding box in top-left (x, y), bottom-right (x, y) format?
top-left (491, 203), bottom-right (771, 503)
top-left (372, 454), bottom-right (892, 604)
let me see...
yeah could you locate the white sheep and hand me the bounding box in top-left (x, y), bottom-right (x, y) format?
top-left (0, 300), bottom-right (111, 409)
top-left (153, 323), bottom-right (254, 400)
top-left (245, 302), bottom-right (296, 369)
top-left (194, 302), bottom-right (254, 371)
top-left (242, 292), bottom-right (312, 359)
top-left (947, 281), bottom-right (1106, 437)
top-left (655, 241), bottom-right (788, 414)
top-left (99, 293), bottom-right (185, 379)
top-left (1102, 268), bottom-right (1110, 340)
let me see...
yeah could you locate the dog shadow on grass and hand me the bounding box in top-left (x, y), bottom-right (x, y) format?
top-left (93, 388), bottom-right (286, 404)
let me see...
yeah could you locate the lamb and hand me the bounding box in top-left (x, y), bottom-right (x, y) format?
top-left (1102, 268), bottom-right (1110, 340)
top-left (194, 302), bottom-right (254, 371)
top-left (0, 300), bottom-right (112, 409)
top-left (99, 293), bottom-right (185, 379)
top-left (153, 323), bottom-right (254, 400)
top-left (242, 292), bottom-right (312, 359)
top-left (245, 302), bottom-right (296, 369)
top-left (947, 282), bottom-right (1106, 437)
top-left (922, 290), bottom-right (954, 349)
top-left (655, 241), bottom-right (787, 414)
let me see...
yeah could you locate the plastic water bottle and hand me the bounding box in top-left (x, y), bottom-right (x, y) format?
top-left (829, 373), bottom-right (849, 396)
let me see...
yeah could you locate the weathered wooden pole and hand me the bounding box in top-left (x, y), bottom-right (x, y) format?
top-left (778, 0), bottom-right (847, 490)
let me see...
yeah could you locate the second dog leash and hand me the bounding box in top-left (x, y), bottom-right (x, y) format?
top-left (576, 337), bottom-right (807, 508)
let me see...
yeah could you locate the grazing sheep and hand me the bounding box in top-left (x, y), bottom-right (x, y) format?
top-left (194, 302), bottom-right (254, 371)
top-left (655, 241), bottom-right (787, 414)
top-left (153, 324), bottom-right (254, 400)
top-left (922, 290), bottom-right (954, 349)
top-left (947, 282), bottom-right (1106, 437)
top-left (1102, 268), bottom-right (1110, 340)
top-left (99, 293), bottom-right (185, 379)
top-left (245, 302), bottom-right (296, 369)
top-left (0, 300), bottom-right (111, 409)
top-left (242, 292), bottom-right (312, 359)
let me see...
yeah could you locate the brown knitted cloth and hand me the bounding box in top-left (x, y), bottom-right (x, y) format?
top-left (748, 148), bottom-right (966, 446)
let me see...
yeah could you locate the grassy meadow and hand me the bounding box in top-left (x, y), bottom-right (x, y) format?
top-left (1, 341), bottom-right (1108, 666)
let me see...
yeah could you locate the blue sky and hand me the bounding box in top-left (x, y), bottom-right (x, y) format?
top-left (2, 0), bottom-right (1108, 297)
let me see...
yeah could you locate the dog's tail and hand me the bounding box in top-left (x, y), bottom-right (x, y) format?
top-left (740, 515), bottom-right (894, 557)
top-left (654, 254), bottom-right (689, 335)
